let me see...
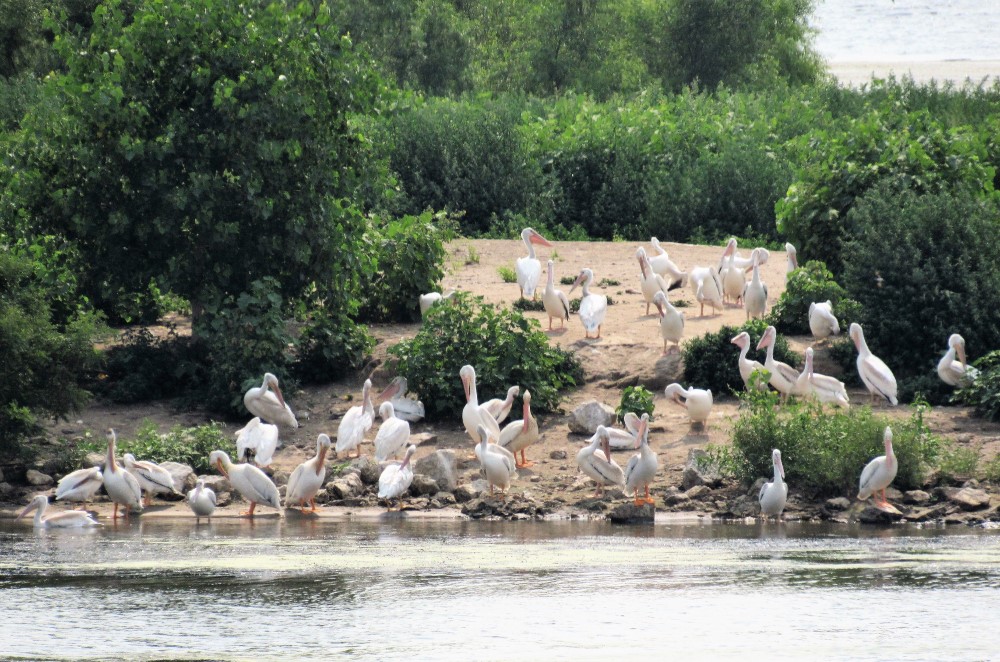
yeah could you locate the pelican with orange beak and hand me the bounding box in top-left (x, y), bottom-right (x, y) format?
top-left (209, 450), bottom-right (281, 517)
top-left (244, 372), bottom-right (298, 428)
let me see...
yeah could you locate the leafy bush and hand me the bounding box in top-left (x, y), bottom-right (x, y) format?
top-left (616, 386), bottom-right (654, 423)
top-left (937, 443), bottom-right (980, 485)
top-left (388, 293), bottom-right (583, 420)
top-left (982, 453), bottom-right (1000, 484)
top-left (498, 266), bottom-right (517, 284)
top-left (729, 389), bottom-right (942, 496)
top-left (512, 298), bottom-right (545, 312)
top-left (767, 260), bottom-right (861, 335)
top-left (294, 313), bottom-right (374, 386)
top-left (95, 328), bottom-right (202, 404)
top-left (682, 320), bottom-right (799, 395)
top-left (956, 350), bottom-right (1000, 422)
top-left (76, 421), bottom-right (234, 474)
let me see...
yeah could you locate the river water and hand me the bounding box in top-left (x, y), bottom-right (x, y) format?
top-left (1, 518), bottom-right (998, 660)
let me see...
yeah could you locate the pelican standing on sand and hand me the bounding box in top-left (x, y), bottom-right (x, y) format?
top-left (378, 444), bottom-right (417, 510)
top-left (570, 267), bottom-right (608, 339)
top-left (624, 414), bottom-right (657, 506)
top-left (243, 372), bottom-right (298, 428)
top-left (652, 291), bottom-right (684, 354)
top-left (756, 326), bottom-right (800, 403)
top-left (123, 453), bottom-right (180, 506)
top-left (234, 417), bottom-right (280, 467)
top-left (849, 323), bottom-right (898, 405)
top-left (336, 379), bottom-right (374, 458)
top-left (721, 245), bottom-right (746, 306)
top-left (285, 434), bottom-right (332, 512)
top-left (758, 449), bottom-right (787, 520)
top-left (689, 266), bottom-right (724, 317)
top-left (102, 429), bottom-right (142, 520)
top-left (731, 331), bottom-right (767, 391)
top-left (809, 301), bottom-right (840, 340)
top-left (542, 260), bottom-right (571, 330)
top-left (378, 376), bottom-right (425, 423)
top-left (858, 426), bottom-right (898, 512)
top-left (664, 383), bottom-right (713, 426)
top-left (17, 495), bottom-right (100, 528)
top-left (374, 402), bottom-right (410, 462)
top-left (636, 248), bottom-right (672, 315)
top-left (55, 466), bottom-right (103, 507)
top-left (938, 333), bottom-right (979, 387)
top-left (187, 479), bottom-right (216, 520)
top-left (209, 450), bottom-right (281, 517)
top-left (476, 424), bottom-right (515, 497)
top-left (515, 227), bottom-right (552, 299)
top-left (577, 426), bottom-right (626, 497)
top-left (498, 390), bottom-right (539, 468)
top-left (743, 258), bottom-right (768, 320)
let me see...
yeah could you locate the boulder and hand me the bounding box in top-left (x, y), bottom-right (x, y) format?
top-left (433, 492), bottom-right (457, 507)
top-left (567, 401), bottom-right (615, 435)
top-left (664, 492), bottom-right (691, 506)
top-left (346, 457), bottom-right (381, 485)
top-left (726, 495), bottom-right (759, 518)
top-left (549, 450), bottom-right (568, 460)
top-left (0, 482), bottom-right (14, 498)
top-left (609, 502), bottom-right (655, 524)
top-left (858, 506), bottom-right (904, 524)
top-left (454, 479), bottom-right (488, 503)
top-left (215, 491), bottom-right (233, 508)
top-left (413, 450), bottom-right (458, 492)
top-left (26, 469), bottom-right (53, 487)
top-left (329, 472), bottom-right (365, 499)
top-left (159, 462), bottom-right (196, 493)
top-left (684, 485), bottom-right (712, 500)
top-left (945, 487), bottom-right (990, 510)
top-left (83, 452), bottom-right (105, 469)
top-left (904, 504), bottom-right (949, 522)
top-left (409, 474), bottom-right (441, 496)
top-left (903, 490), bottom-right (931, 505)
top-left (198, 474), bottom-right (231, 494)
top-left (681, 449), bottom-right (722, 490)
top-left (824, 497), bottom-right (851, 511)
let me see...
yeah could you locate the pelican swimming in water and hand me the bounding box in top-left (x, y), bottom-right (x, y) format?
top-left (624, 414), bottom-right (657, 506)
top-left (285, 434), bottom-right (332, 512)
top-left (378, 444), bottom-right (417, 510)
top-left (209, 450), bottom-right (281, 517)
top-left (515, 227), bottom-right (552, 299)
top-left (102, 429), bottom-right (142, 520)
top-left (664, 383), bottom-right (713, 427)
top-left (542, 260), bottom-right (571, 330)
top-left (378, 376), bottom-right (425, 423)
top-left (336, 379), bottom-right (374, 458)
top-left (569, 267), bottom-right (608, 339)
top-left (758, 449), bottom-right (787, 520)
top-left (243, 372), bottom-right (298, 428)
top-left (652, 291), bottom-right (684, 355)
top-left (858, 426), bottom-right (898, 513)
top-left (849, 323), bottom-right (898, 406)
top-left (17, 495), bottom-right (100, 528)
top-left (187, 479), bottom-right (216, 520)
top-left (234, 417), bottom-right (280, 467)
top-left (374, 402), bottom-right (411, 462)
top-left (576, 425), bottom-right (626, 497)
top-left (55, 466), bottom-right (103, 508)
top-left (498, 390), bottom-right (539, 468)
top-left (938, 333), bottom-right (979, 387)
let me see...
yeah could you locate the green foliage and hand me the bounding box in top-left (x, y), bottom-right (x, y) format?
top-left (76, 421), bottom-right (233, 474)
top-left (512, 298), bottom-right (545, 312)
top-left (616, 386), bottom-right (654, 423)
top-left (768, 260), bottom-right (861, 335)
top-left (982, 453), bottom-right (1000, 484)
top-left (560, 275), bottom-right (576, 286)
top-left (730, 390), bottom-right (941, 496)
top-left (842, 187), bottom-right (1000, 386)
top-left (498, 266), bottom-right (517, 284)
top-left (295, 313), bottom-right (374, 386)
top-left (388, 293), bottom-right (582, 420)
top-left (682, 320), bottom-right (799, 395)
top-left (937, 443), bottom-right (980, 485)
top-left (956, 351), bottom-right (1000, 422)
top-left (95, 328), bottom-right (200, 404)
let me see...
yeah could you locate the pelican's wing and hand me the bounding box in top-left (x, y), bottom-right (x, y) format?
top-left (861, 355), bottom-right (899, 403)
top-left (818, 305), bottom-right (839, 334)
top-left (591, 454), bottom-right (626, 487)
top-left (557, 290), bottom-right (571, 320)
top-left (285, 464), bottom-right (305, 503)
top-left (579, 295), bottom-right (608, 332)
top-left (336, 405), bottom-right (363, 453)
top-left (622, 412), bottom-right (640, 435)
top-left (243, 465), bottom-right (281, 507)
top-left (758, 481), bottom-right (769, 503)
top-left (858, 457), bottom-right (882, 498)
top-left (498, 418), bottom-right (523, 448)
top-left (255, 425), bottom-right (280, 466)
top-left (124, 471), bottom-right (143, 504)
top-left (56, 467), bottom-right (102, 500)
top-left (476, 404), bottom-right (502, 441)
top-left (134, 461), bottom-right (176, 492)
top-left (375, 418), bottom-right (410, 461)
top-left (624, 453), bottom-right (641, 485)
top-left (378, 464), bottom-right (400, 498)
top-left (516, 257), bottom-right (542, 297)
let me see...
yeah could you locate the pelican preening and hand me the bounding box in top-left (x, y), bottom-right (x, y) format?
top-left (378, 376), bottom-right (425, 423)
top-left (624, 414), bottom-right (657, 506)
top-left (731, 331), bottom-right (767, 391)
top-left (374, 402), bottom-right (411, 462)
top-left (123, 453), bottom-right (181, 506)
top-left (243, 372), bottom-right (298, 428)
top-left (652, 291), bottom-right (684, 355)
top-left (756, 326), bottom-right (800, 403)
top-left (758, 449), bottom-right (787, 520)
top-left (576, 425), bottom-right (626, 496)
top-left (187, 479), bottom-right (217, 520)
top-left (858, 426), bottom-right (898, 512)
top-left (647, 238), bottom-right (688, 289)
top-left (498, 390), bottom-right (539, 468)
top-left (570, 267), bottom-right (608, 339)
top-left (798, 346), bottom-right (849, 408)
top-left (17, 495), bottom-right (100, 528)
top-left (689, 266), bottom-right (723, 317)
top-left (721, 243), bottom-right (746, 306)
top-left (809, 300), bottom-right (840, 340)
top-left (849, 323), bottom-right (898, 406)
top-left (938, 333), bottom-right (979, 387)
top-left (102, 429), bottom-right (142, 520)
top-left (476, 424), bottom-right (516, 496)
top-left (664, 383), bottom-right (713, 426)
top-left (55, 466), bottom-right (103, 507)
top-left (234, 417), bottom-right (280, 467)
top-left (378, 444), bottom-right (417, 509)
top-left (285, 434), bottom-right (332, 512)
top-left (483, 385), bottom-right (520, 424)
top-left (516, 227), bottom-right (552, 299)
top-left (209, 450), bottom-right (281, 517)
top-left (542, 260), bottom-right (571, 330)
top-left (336, 379), bottom-right (375, 457)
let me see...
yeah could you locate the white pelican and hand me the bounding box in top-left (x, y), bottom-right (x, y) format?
top-left (758, 449), bottom-right (787, 520)
top-left (55, 467), bottom-right (103, 507)
top-left (735, 247), bottom-right (770, 272)
top-left (576, 425), bottom-right (626, 496)
top-left (785, 242), bottom-right (798, 283)
top-left (716, 238), bottom-right (738, 273)
top-left (689, 266), bottom-right (723, 317)
top-left (234, 417), bottom-right (280, 467)
top-left (515, 227), bottom-right (552, 299)
top-left (721, 246), bottom-right (746, 306)
top-left (460, 365), bottom-right (499, 444)
top-left (938, 333), bottom-right (979, 387)
top-left (809, 300), bottom-right (840, 340)
top-left (799, 346), bottom-right (849, 407)
top-left (483, 385), bottom-right (519, 424)
top-left (569, 267), bottom-right (608, 339)
top-left (123, 453), bottom-right (180, 506)
top-left (624, 414), bottom-right (657, 506)
top-left (17, 495), bottom-right (100, 528)
top-left (858, 426), bottom-right (898, 512)
top-left (585, 412), bottom-right (643, 450)
top-left (336, 379), bottom-right (374, 457)
top-left (636, 248), bottom-right (672, 315)
top-left (374, 402), bottom-right (410, 462)
top-left (647, 238), bottom-right (688, 288)
top-left (102, 429), bottom-right (142, 520)
top-left (664, 383), bottom-right (713, 426)
top-left (187, 479), bottom-right (216, 520)
top-left (849, 323), bottom-right (898, 406)
top-left (756, 326), bottom-right (800, 402)
top-left (378, 376), bottom-right (425, 423)
top-left (498, 390), bottom-right (539, 468)
top-left (652, 291), bottom-right (684, 354)
top-left (743, 259), bottom-right (767, 320)
top-left (243, 372), bottom-right (298, 428)
top-left (542, 260), bottom-right (571, 330)
top-left (476, 424), bottom-right (515, 497)
top-left (378, 444), bottom-right (417, 510)
top-left (731, 331), bottom-right (767, 391)
top-left (286, 433), bottom-right (332, 512)
top-left (209, 450), bottom-right (281, 517)
top-left (419, 290), bottom-right (455, 317)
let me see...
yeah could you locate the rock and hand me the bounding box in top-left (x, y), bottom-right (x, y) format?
top-left (433, 491), bottom-right (457, 507)
top-left (885, 487), bottom-right (903, 501)
top-left (412, 432), bottom-right (438, 447)
top-left (749, 477), bottom-right (767, 496)
top-left (271, 470), bottom-right (290, 488)
top-left (609, 502), bottom-right (655, 523)
top-left (413, 450), bottom-right (458, 492)
top-left (26, 469), bottom-right (53, 487)
top-left (567, 401), bottom-right (615, 435)
top-left (215, 491), bottom-right (232, 508)
top-left (159, 462), bottom-right (196, 493)
top-left (903, 490), bottom-right (931, 505)
top-left (664, 492), bottom-right (691, 506)
top-left (83, 452), bottom-right (105, 469)
top-left (405, 497), bottom-right (430, 510)
top-left (454, 482), bottom-right (485, 503)
top-left (549, 450), bottom-right (568, 460)
top-left (530, 475), bottom-right (542, 483)
top-left (825, 497), bottom-right (851, 511)
top-left (329, 473), bottom-right (365, 499)
top-left (0, 467), bottom-right (4, 482)
top-left (726, 495), bottom-right (759, 518)
top-left (0, 482), bottom-right (14, 498)
top-left (904, 504), bottom-right (949, 522)
top-left (946, 487), bottom-right (991, 510)
top-left (681, 449), bottom-right (722, 490)
top-left (962, 478), bottom-right (980, 489)
top-left (198, 475), bottom-right (231, 494)
top-left (858, 506), bottom-right (904, 524)
top-left (346, 456), bottom-right (381, 485)
top-left (409, 474), bottom-right (441, 496)
top-left (684, 485), bottom-right (712, 500)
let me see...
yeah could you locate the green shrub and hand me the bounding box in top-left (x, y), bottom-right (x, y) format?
top-left (682, 320), bottom-right (799, 395)
top-left (512, 298), bottom-right (545, 312)
top-left (956, 350), bottom-right (1000, 422)
top-left (767, 260), bottom-right (861, 335)
top-left (729, 389), bottom-right (942, 496)
top-left (388, 293), bottom-right (583, 420)
top-left (75, 421), bottom-right (234, 475)
top-left (937, 443), bottom-right (980, 485)
top-left (616, 386), bottom-right (655, 423)
top-left (95, 328), bottom-right (202, 404)
top-left (982, 453), bottom-right (1000, 484)
top-left (498, 266), bottom-right (517, 284)
top-left (294, 313), bottom-right (374, 385)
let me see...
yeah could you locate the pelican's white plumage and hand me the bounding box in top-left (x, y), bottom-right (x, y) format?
top-left (576, 426), bottom-right (626, 496)
top-left (378, 376), bottom-right (425, 423)
top-left (123, 453), bottom-right (179, 506)
top-left (336, 379), bottom-right (374, 456)
top-left (938, 333), bottom-right (979, 387)
top-left (419, 290), bottom-right (455, 317)
top-left (461, 365), bottom-right (501, 444)
top-left (809, 300), bottom-right (840, 340)
top-left (756, 326), bottom-right (800, 402)
top-left (285, 434), bottom-right (332, 511)
top-left (689, 266), bottom-right (724, 317)
top-left (743, 260), bottom-right (767, 320)
top-left (378, 445), bottom-right (417, 506)
top-left (102, 429), bottom-right (142, 520)
top-left (374, 402), bottom-right (410, 462)
top-left (542, 260), bottom-right (571, 330)
top-left (17, 495), bottom-right (100, 528)
top-left (731, 331), bottom-right (766, 391)
top-left (721, 247), bottom-right (746, 306)
top-left (515, 227), bottom-right (552, 298)
top-left (785, 242), bottom-right (798, 283)
top-left (498, 390), bottom-right (539, 468)
top-left (476, 424), bottom-right (516, 496)
top-left (55, 467), bottom-right (103, 505)
top-left (187, 479), bottom-right (217, 519)
top-left (799, 346), bottom-right (849, 407)
top-left (758, 449), bottom-right (787, 519)
top-left (570, 268), bottom-right (607, 338)
top-left (652, 291), bottom-right (684, 355)
top-left (647, 238), bottom-right (688, 289)
top-left (858, 426), bottom-right (898, 511)
top-left (850, 323), bottom-right (898, 406)
top-left (243, 372), bottom-right (298, 428)
top-left (624, 414), bottom-right (657, 505)
top-left (664, 383), bottom-right (713, 426)
top-left (636, 248), bottom-right (673, 316)
top-left (210, 450), bottom-right (281, 517)
top-left (234, 417), bottom-right (280, 467)
top-left (483, 385), bottom-right (519, 424)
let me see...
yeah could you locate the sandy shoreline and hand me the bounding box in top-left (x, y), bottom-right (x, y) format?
top-left (827, 59), bottom-right (1000, 86)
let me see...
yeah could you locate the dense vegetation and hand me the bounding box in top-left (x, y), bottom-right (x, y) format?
top-left (682, 320), bottom-right (799, 396)
top-left (768, 261), bottom-right (860, 336)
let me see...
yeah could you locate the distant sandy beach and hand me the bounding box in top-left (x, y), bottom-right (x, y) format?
top-left (828, 60), bottom-right (1000, 86)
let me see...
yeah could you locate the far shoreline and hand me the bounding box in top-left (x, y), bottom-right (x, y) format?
top-left (826, 59), bottom-right (1000, 87)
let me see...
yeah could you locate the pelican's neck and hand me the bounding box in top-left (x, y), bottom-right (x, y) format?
top-left (885, 437), bottom-right (895, 463)
top-left (33, 502), bottom-right (45, 527)
top-left (468, 374), bottom-right (479, 405)
top-left (106, 438), bottom-right (117, 471)
top-left (523, 233), bottom-right (536, 259)
top-left (765, 337), bottom-right (776, 364)
top-left (363, 384), bottom-right (374, 415)
top-left (772, 461), bottom-right (784, 485)
top-left (738, 341), bottom-right (750, 361)
top-left (751, 265), bottom-right (761, 285)
top-left (315, 444), bottom-right (329, 474)
top-left (546, 265), bottom-right (555, 290)
top-left (581, 274), bottom-right (592, 298)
